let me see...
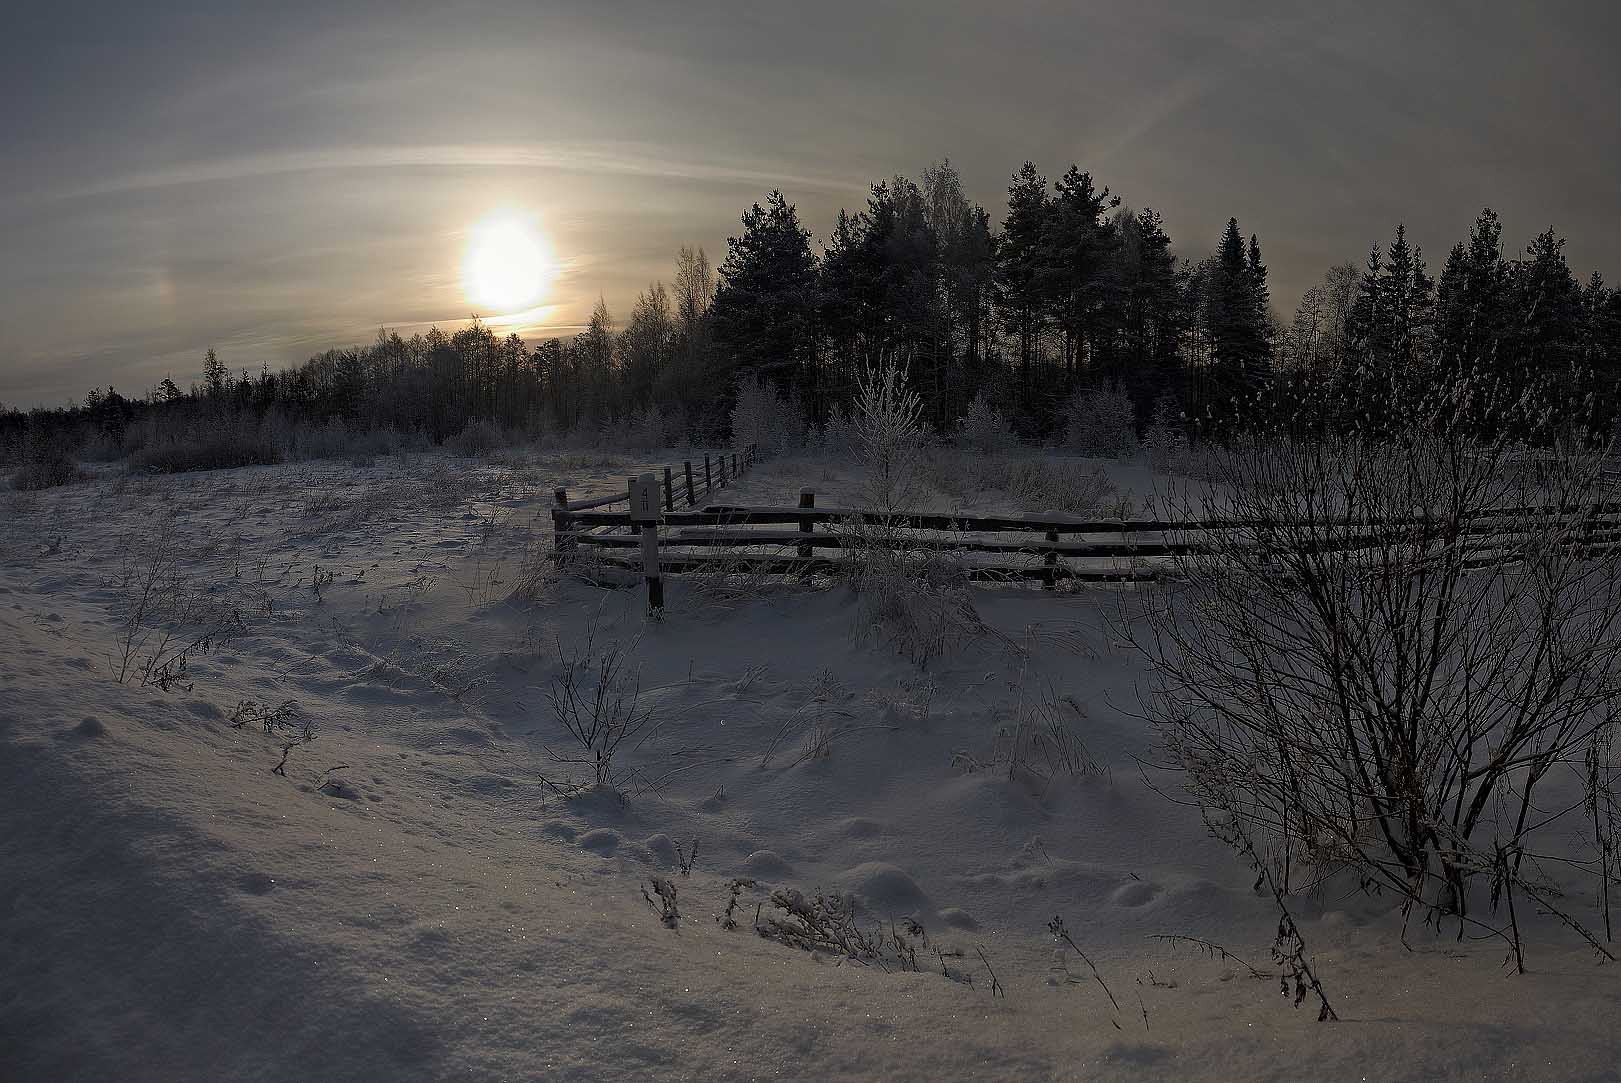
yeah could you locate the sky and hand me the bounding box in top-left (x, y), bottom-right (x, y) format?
top-left (2, 0), bottom-right (1618, 408)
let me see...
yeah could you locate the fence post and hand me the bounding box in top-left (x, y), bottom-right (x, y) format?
top-left (704, 454), bottom-right (712, 496)
top-left (798, 489), bottom-right (815, 562)
top-left (719, 455), bottom-right (728, 488)
top-left (731, 452), bottom-right (738, 478)
top-left (552, 488), bottom-right (575, 563)
top-left (629, 474), bottom-right (663, 612)
top-left (1043, 529), bottom-right (1059, 589)
top-left (684, 460), bottom-right (695, 506)
top-left (663, 466), bottom-right (674, 512)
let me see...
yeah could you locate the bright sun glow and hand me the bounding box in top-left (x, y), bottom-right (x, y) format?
top-left (462, 209), bottom-right (556, 313)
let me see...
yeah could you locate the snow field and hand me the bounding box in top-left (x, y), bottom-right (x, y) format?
top-left (2, 447), bottom-right (1619, 1080)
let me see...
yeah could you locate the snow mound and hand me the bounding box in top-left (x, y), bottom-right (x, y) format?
top-left (741, 849), bottom-right (793, 876)
top-left (836, 862), bottom-right (926, 912)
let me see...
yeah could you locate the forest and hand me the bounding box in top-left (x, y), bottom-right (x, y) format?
top-left (5, 158), bottom-right (1621, 479)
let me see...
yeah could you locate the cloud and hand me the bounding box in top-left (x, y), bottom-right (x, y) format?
top-left (8, 143), bottom-right (867, 209)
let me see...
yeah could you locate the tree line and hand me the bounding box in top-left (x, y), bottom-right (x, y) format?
top-left (5, 157), bottom-right (1620, 462)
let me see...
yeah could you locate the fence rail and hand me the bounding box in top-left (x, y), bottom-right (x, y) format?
top-left (553, 446), bottom-right (757, 514)
top-left (551, 462), bottom-right (1621, 608)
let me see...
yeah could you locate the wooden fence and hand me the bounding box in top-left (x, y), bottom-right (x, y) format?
top-left (551, 446), bottom-right (759, 519)
top-left (551, 463), bottom-right (1621, 607)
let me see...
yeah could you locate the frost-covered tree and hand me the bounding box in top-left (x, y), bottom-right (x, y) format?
top-left (852, 359), bottom-right (924, 513)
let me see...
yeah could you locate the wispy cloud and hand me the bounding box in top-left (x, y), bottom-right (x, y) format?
top-left (9, 143), bottom-right (866, 208)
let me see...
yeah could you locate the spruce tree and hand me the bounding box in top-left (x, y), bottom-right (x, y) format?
top-left (1204, 218), bottom-right (1269, 404)
top-left (1434, 208), bottom-right (1509, 389)
top-left (1513, 228), bottom-right (1583, 404)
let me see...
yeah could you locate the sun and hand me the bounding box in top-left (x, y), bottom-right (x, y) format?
top-left (462, 209), bottom-right (556, 313)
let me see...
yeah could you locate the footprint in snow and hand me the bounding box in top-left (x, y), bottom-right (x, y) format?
top-left (578, 828), bottom-right (621, 854)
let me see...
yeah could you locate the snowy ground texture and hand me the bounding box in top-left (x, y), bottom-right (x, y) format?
top-left (3, 446), bottom-right (1620, 1081)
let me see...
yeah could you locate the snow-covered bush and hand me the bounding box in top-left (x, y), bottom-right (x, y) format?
top-left (297, 417), bottom-right (354, 460)
top-left (262, 414), bottom-right (406, 462)
top-left (1143, 394), bottom-right (1188, 475)
top-left (594, 414), bottom-right (634, 453)
top-left (922, 448), bottom-right (971, 501)
top-left (1061, 388), bottom-right (1139, 458)
top-left (730, 376), bottom-right (806, 456)
top-left (729, 377), bottom-right (774, 454)
top-left (955, 393), bottom-right (1016, 454)
top-left (445, 418), bottom-right (513, 457)
top-left (1006, 460), bottom-right (1116, 514)
top-left (629, 403), bottom-right (666, 452)
top-left (814, 406), bottom-right (858, 459)
top-left (79, 429), bottom-right (125, 462)
top-left (842, 540), bottom-right (985, 669)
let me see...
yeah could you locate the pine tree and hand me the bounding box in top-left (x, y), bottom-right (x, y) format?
top-left (1116, 207), bottom-right (1186, 409)
top-left (710, 190), bottom-right (819, 410)
top-left (995, 162), bottom-right (1052, 398)
top-left (1045, 166), bottom-right (1120, 384)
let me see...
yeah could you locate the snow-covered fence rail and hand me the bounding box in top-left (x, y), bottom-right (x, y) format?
top-left (551, 445), bottom-right (758, 565)
top-left (553, 484), bottom-right (1621, 603)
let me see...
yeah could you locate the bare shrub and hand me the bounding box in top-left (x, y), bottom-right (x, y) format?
top-left (1062, 388), bottom-right (1139, 458)
top-left (275, 415), bottom-right (403, 462)
top-left (838, 358), bottom-right (982, 665)
top-left (642, 878), bottom-right (680, 929)
top-left (1130, 390), bottom-right (1621, 969)
top-left (111, 516), bottom-right (234, 687)
top-left (717, 878), bottom-right (756, 930)
top-left (955, 660), bottom-right (1097, 788)
top-left (750, 887), bottom-right (934, 975)
top-left (11, 430), bottom-right (87, 491)
top-left (231, 699), bottom-right (318, 776)
top-left (1006, 460), bottom-right (1116, 514)
top-left (446, 418), bottom-right (514, 457)
top-left (511, 529), bottom-right (559, 603)
top-left (80, 430), bottom-right (126, 463)
top-left (392, 633), bottom-right (488, 702)
top-left (540, 618), bottom-right (658, 798)
top-left (128, 416), bottom-right (278, 473)
top-left (1049, 916), bottom-right (1124, 1027)
top-left (841, 537), bottom-right (988, 669)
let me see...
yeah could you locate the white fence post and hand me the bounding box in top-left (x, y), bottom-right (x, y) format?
top-left (629, 473), bottom-right (663, 611)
